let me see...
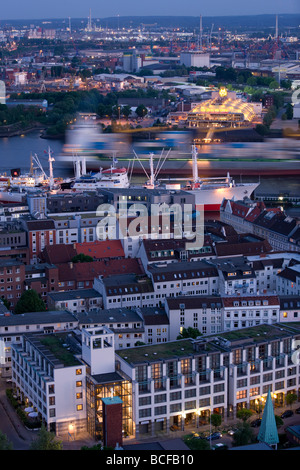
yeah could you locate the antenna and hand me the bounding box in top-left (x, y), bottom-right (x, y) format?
top-left (275, 14), bottom-right (278, 40)
top-left (199, 15), bottom-right (203, 51)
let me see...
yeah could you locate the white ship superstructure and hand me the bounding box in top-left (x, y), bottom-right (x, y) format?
top-left (71, 156), bottom-right (130, 190)
top-left (184, 146), bottom-right (259, 210)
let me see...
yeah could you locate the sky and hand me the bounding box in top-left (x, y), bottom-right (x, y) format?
top-left (0, 0), bottom-right (299, 20)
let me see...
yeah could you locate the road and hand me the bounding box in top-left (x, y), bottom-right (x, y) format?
top-left (0, 378), bottom-right (36, 450)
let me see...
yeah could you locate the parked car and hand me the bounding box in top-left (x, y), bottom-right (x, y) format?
top-left (228, 428), bottom-right (238, 436)
top-left (251, 418), bottom-right (262, 427)
top-left (206, 432), bottom-right (222, 440)
top-left (170, 424), bottom-right (180, 431)
top-left (295, 407), bottom-right (300, 414)
top-left (281, 410), bottom-right (294, 419)
top-left (212, 443), bottom-right (228, 450)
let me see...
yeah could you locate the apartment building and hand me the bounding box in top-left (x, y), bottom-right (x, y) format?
top-left (8, 321), bottom-right (300, 441)
top-left (116, 338), bottom-right (228, 437)
top-left (0, 310), bottom-right (76, 377)
top-left (47, 289), bottom-right (102, 313)
top-left (11, 331), bottom-right (87, 436)
top-left (220, 198), bottom-right (300, 252)
top-left (20, 218), bottom-right (56, 262)
top-left (95, 273), bottom-right (155, 309)
top-left (276, 263), bottom-right (300, 296)
top-left (209, 257), bottom-right (257, 295)
top-left (0, 259), bottom-right (26, 311)
top-left (220, 323), bottom-right (300, 415)
top-left (148, 260), bottom-right (219, 300)
top-left (280, 296), bottom-right (300, 322)
top-left (222, 295), bottom-right (280, 331)
top-left (165, 295), bottom-right (223, 339)
top-left (75, 309), bottom-right (145, 349)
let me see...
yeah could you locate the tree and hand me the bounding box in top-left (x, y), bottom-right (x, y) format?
top-left (236, 408), bottom-right (253, 422)
top-left (0, 431), bottom-right (13, 450)
top-left (286, 103), bottom-right (293, 120)
top-left (135, 104), bottom-right (148, 118)
top-left (122, 105), bottom-right (132, 119)
top-left (30, 424), bottom-right (63, 450)
top-left (177, 327), bottom-right (202, 340)
top-left (269, 80), bottom-right (279, 90)
top-left (232, 421), bottom-right (254, 447)
top-left (71, 253), bottom-right (93, 263)
top-left (285, 392), bottom-right (297, 409)
top-left (15, 289), bottom-right (46, 314)
top-left (210, 413), bottom-right (222, 429)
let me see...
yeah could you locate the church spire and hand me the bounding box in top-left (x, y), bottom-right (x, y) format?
top-left (257, 389), bottom-right (279, 449)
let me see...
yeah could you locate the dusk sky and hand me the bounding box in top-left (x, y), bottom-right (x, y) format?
top-left (0, 0), bottom-right (299, 20)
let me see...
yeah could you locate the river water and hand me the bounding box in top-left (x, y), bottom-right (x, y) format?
top-left (0, 131), bottom-right (299, 201)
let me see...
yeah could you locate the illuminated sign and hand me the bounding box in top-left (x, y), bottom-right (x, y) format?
top-left (219, 87), bottom-right (227, 98)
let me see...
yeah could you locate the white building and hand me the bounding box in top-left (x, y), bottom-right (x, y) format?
top-left (0, 80), bottom-right (6, 104)
top-left (180, 51), bottom-right (210, 68)
top-left (11, 330), bottom-right (87, 436)
top-left (0, 310), bottom-right (76, 378)
top-left (276, 263), bottom-right (300, 296)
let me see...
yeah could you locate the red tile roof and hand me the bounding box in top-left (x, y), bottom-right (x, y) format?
top-left (75, 240), bottom-right (125, 259)
top-left (222, 295), bottom-right (280, 308)
top-left (42, 244), bottom-right (77, 264)
top-left (57, 258), bottom-right (143, 283)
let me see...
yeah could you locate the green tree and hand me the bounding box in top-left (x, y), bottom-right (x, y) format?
top-left (14, 289), bottom-right (46, 314)
top-left (0, 431), bottom-right (13, 450)
top-left (274, 415), bottom-right (283, 427)
top-left (269, 80), bottom-right (279, 90)
top-left (236, 408), bottom-right (253, 422)
top-left (135, 104), bottom-right (148, 118)
top-left (71, 253), bottom-right (94, 263)
top-left (30, 424), bottom-right (63, 450)
top-left (177, 327), bottom-right (202, 339)
top-left (122, 105), bottom-right (132, 119)
top-left (210, 413), bottom-right (222, 429)
top-left (232, 421), bottom-right (254, 447)
top-left (285, 103), bottom-right (293, 120)
top-left (285, 392), bottom-right (297, 409)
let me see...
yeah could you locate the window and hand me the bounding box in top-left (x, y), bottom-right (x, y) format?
top-left (76, 369), bottom-right (82, 376)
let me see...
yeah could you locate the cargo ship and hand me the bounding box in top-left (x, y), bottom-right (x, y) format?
top-left (58, 118), bottom-right (300, 177)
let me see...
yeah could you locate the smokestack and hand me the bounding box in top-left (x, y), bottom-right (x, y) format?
top-left (199, 15), bottom-right (203, 51)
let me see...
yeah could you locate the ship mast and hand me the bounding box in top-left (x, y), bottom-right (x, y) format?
top-left (48, 147), bottom-right (55, 190)
top-left (192, 144), bottom-right (199, 184)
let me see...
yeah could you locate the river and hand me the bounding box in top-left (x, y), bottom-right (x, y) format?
top-left (0, 131), bottom-right (299, 201)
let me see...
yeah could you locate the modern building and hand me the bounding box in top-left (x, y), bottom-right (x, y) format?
top-left (186, 89), bottom-right (261, 128)
top-left (8, 321), bottom-right (300, 441)
top-left (0, 310), bottom-right (76, 377)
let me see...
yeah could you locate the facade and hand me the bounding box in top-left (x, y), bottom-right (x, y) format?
top-left (116, 338), bottom-right (228, 437)
top-left (11, 331), bottom-right (87, 436)
top-left (47, 288), bottom-right (102, 313)
top-left (0, 259), bottom-right (26, 311)
top-left (186, 89), bottom-right (260, 128)
top-left (7, 321), bottom-right (300, 440)
top-left (279, 296), bottom-right (300, 322)
top-left (276, 264), bottom-right (300, 296)
top-left (220, 198), bottom-right (300, 252)
top-left (0, 310), bottom-right (76, 377)
top-left (166, 295), bottom-right (223, 338)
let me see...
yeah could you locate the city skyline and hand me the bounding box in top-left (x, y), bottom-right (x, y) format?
top-left (0, 0), bottom-right (299, 20)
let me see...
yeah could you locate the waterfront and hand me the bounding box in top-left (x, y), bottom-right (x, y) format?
top-left (0, 131), bottom-right (299, 200)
